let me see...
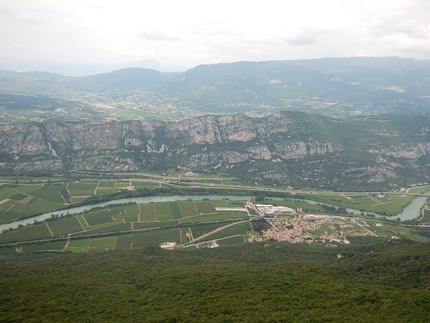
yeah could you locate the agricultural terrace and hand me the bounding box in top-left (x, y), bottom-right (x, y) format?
top-left (0, 184), bottom-right (66, 224)
top-left (0, 201), bottom-right (224, 243)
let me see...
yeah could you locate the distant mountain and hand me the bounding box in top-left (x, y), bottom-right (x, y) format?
top-left (159, 57), bottom-right (430, 115)
top-left (0, 59), bottom-right (184, 76)
top-left (70, 67), bottom-right (173, 91)
top-left (1, 57), bottom-right (430, 118)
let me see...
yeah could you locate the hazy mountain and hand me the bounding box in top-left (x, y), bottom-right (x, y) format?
top-left (0, 59), bottom-right (184, 76)
top-left (70, 67), bottom-right (172, 91)
top-left (159, 57), bottom-right (430, 115)
top-left (1, 57), bottom-right (429, 118)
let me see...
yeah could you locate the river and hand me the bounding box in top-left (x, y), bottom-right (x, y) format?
top-left (1, 192), bottom-right (428, 232)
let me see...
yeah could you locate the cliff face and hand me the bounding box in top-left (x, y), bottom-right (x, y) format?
top-left (0, 111), bottom-right (429, 189)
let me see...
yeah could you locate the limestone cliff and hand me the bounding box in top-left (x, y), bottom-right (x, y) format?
top-left (0, 111), bottom-right (428, 189)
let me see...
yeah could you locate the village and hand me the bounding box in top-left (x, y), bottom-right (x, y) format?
top-left (246, 201), bottom-right (372, 244)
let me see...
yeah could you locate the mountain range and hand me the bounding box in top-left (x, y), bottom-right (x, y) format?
top-left (1, 57), bottom-right (430, 119)
top-left (0, 111), bottom-right (428, 190)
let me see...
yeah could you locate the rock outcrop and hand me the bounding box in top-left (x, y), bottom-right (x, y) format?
top-left (0, 111), bottom-right (428, 189)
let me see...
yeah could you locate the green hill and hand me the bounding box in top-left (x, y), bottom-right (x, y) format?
top-left (0, 240), bottom-right (429, 322)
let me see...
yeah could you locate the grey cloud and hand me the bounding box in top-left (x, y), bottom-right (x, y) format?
top-left (370, 19), bottom-right (429, 40)
top-left (286, 28), bottom-right (322, 45)
top-left (140, 31), bottom-right (180, 41)
top-left (367, 2), bottom-right (430, 40)
top-left (19, 12), bottom-right (40, 25)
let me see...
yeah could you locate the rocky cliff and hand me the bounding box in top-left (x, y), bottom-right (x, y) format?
top-left (0, 111), bottom-right (429, 190)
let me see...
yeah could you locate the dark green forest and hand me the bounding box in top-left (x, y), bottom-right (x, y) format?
top-left (1, 239), bottom-right (429, 322)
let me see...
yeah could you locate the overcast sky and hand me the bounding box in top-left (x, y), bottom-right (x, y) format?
top-left (1, 0), bottom-right (429, 73)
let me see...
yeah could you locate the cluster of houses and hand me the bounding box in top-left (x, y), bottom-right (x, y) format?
top-left (262, 214), bottom-right (351, 244)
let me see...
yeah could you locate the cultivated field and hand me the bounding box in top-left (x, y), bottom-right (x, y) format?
top-left (47, 217), bottom-right (84, 236)
top-left (139, 203), bottom-right (156, 222)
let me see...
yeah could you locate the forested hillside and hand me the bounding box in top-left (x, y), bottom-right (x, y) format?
top-left (1, 240), bottom-right (429, 322)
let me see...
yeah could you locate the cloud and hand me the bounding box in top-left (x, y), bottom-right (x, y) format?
top-left (286, 28), bottom-right (323, 45)
top-left (365, 1), bottom-right (430, 40)
top-left (19, 11), bottom-right (40, 25)
top-left (140, 31), bottom-right (180, 41)
top-left (210, 40), bottom-right (227, 48)
top-left (369, 18), bottom-right (430, 40)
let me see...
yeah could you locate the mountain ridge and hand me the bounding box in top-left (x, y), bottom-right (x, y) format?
top-left (1, 56), bottom-right (429, 119)
top-left (0, 110), bottom-right (428, 190)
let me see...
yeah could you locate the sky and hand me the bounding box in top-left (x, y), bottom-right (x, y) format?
top-left (0, 0), bottom-right (429, 74)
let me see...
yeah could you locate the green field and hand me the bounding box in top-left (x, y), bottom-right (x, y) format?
top-left (139, 203), bottom-right (156, 221)
top-left (0, 198), bottom-right (64, 224)
top-left (110, 204), bottom-right (139, 223)
top-left (190, 222), bottom-right (232, 239)
top-left (211, 200), bottom-right (246, 207)
top-left (97, 181), bottom-right (115, 189)
top-left (170, 202), bottom-right (183, 219)
top-left (195, 201), bottom-right (217, 214)
top-left (273, 199), bottom-right (324, 212)
top-left (408, 186), bottom-right (430, 194)
top-left (67, 181), bottom-right (99, 191)
top-left (9, 193), bottom-right (28, 200)
top-left (83, 209), bottom-right (115, 226)
top-left (73, 223), bottom-right (131, 236)
top-left (0, 240), bottom-right (68, 255)
top-left (67, 181), bottom-right (98, 197)
top-left (178, 201), bottom-right (199, 217)
top-left (114, 181), bottom-right (131, 189)
top-left (155, 202), bottom-right (173, 221)
top-left (47, 217), bottom-right (84, 236)
top-left (179, 212), bottom-right (247, 224)
top-left (198, 222), bottom-right (251, 241)
top-left (0, 223), bottom-right (53, 243)
top-left (216, 235), bottom-right (246, 246)
top-left (133, 182), bottom-right (159, 189)
top-left (65, 237), bottom-right (117, 252)
top-left (301, 193), bottom-right (414, 215)
top-left (109, 228), bottom-right (182, 249)
top-left (30, 185), bottom-right (65, 203)
top-left (423, 209), bottom-right (430, 222)
top-left (0, 187), bottom-right (18, 200)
